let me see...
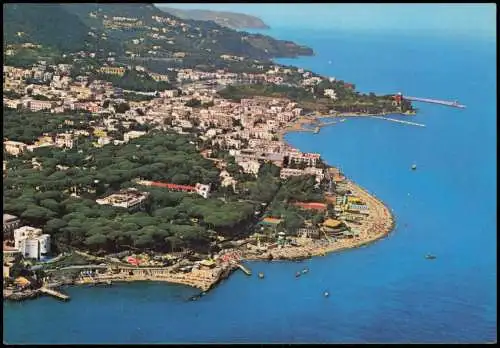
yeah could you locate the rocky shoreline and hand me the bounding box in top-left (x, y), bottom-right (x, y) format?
top-left (4, 289), bottom-right (41, 301)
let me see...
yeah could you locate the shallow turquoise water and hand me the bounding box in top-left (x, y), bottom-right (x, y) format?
top-left (3, 26), bottom-right (496, 344)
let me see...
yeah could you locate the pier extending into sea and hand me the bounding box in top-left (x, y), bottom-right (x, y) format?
top-left (234, 263), bottom-right (252, 276)
top-left (370, 116), bottom-right (426, 127)
top-left (39, 287), bottom-right (70, 301)
top-left (403, 95), bottom-right (466, 108)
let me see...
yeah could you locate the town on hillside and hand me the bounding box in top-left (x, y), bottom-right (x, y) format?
top-left (3, 7), bottom-right (395, 301)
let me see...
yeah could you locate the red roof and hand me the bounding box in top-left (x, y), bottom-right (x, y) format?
top-left (293, 202), bottom-right (327, 210)
top-left (149, 181), bottom-right (196, 191)
top-left (127, 256), bottom-right (141, 266)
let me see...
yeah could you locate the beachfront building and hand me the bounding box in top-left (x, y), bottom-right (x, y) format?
top-left (322, 219), bottom-right (347, 238)
top-left (96, 188), bottom-right (150, 211)
top-left (286, 151), bottom-right (321, 167)
top-left (13, 226), bottom-right (51, 260)
top-left (296, 227), bottom-right (321, 239)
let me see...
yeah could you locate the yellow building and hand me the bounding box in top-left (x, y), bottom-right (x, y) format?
top-left (35, 135), bottom-right (54, 146)
top-left (93, 129), bottom-right (108, 138)
top-left (14, 276), bottom-right (31, 288)
top-left (99, 66), bottom-right (126, 76)
top-left (347, 196), bottom-right (363, 204)
top-left (200, 259), bottom-right (216, 269)
top-left (323, 219), bottom-right (342, 229)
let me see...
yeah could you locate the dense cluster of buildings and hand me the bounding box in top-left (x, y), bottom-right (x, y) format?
top-left (3, 56), bottom-right (332, 193)
top-left (3, 55), bottom-right (342, 260)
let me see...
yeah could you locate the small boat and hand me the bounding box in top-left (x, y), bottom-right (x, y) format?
top-left (302, 267), bottom-right (309, 274)
top-left (258, 272), bottom-right (265, 279)
top-left (340, 119), bottom-right (346, 122)
top-left (411, 164), bottom-right (417, 170)
top-left (295, 272), bottom-right (301, 278)
top-left (324, 291), bottom-right (329, 297)
top-left (425, 254), bottom-right (436, 260)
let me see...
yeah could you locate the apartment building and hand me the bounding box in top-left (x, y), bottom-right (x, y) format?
top-left (96, 188), bottom-right (150, 211)
top-left (13, 226), bottom-right (51, 260)
top-left (4, 140), bottom-right (28, 156)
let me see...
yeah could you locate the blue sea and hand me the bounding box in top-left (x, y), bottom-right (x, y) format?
top-left (4, 22), bottom-right (496, 344)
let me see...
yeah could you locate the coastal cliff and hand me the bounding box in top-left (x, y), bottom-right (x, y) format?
top-left (157, 6), bottom-right (270, 29)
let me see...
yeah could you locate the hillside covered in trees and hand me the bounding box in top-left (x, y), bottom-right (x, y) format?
top-left (3, 130), bottom-right (260, 254)
top-left (4, 3), bottom-right (313, 64)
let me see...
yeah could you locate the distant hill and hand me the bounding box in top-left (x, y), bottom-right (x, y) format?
top-left (157, 6), bottom-right (270, 30)
top-left (3, 4), bottom-right (93, 52)
top-left (3, 3), bottom-right (312, 65)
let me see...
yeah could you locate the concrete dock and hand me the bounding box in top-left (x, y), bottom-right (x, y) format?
top-left (370, 116), bottom-right (426, 127)
top-left (39, 287), bottom-right (70, 301)
top-left (236, 263), bottom-right (252, 276)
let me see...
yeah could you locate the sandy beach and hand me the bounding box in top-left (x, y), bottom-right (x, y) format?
top-left (242, 179), bottom-right (394, 261)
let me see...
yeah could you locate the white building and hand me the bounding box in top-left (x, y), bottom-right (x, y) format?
top-left (55, 133), bottom-right (74, 148)
top-left (324, 88), bottom-right (337, 100)
top-left (161, 90), bottom-right (179, 98)
top-left (237, 159), bottom-right (261, 176)
top-left (96, 188), bottom-right (150, 210)
top-left (195, 183), bottom-right (211, 199)
top-left (13, 226), bottom-right (51, 260)
top-left (97, 136), bottom-right (112, 146)
top-left (123, 130), bottom-right (147, 143)
top-left (287, 151), bottom-right (321, 167)
top-left (4, 140), bottom-right (28, 156)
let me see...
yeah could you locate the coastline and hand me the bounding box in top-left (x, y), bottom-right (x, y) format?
top-left (95, 112), bottom-right (396, 291)
top-left (278, 110), bottom-right (414, 138)
top-left (5, 113), bottom-right (396, 301)
top-left (241, 180), bottom-right (394, 262)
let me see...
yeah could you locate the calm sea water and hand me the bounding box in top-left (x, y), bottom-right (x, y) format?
top-left (4, 26), bottom-right (496, 344)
